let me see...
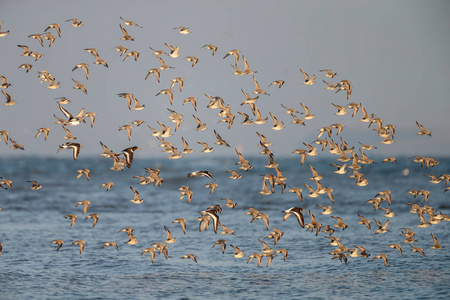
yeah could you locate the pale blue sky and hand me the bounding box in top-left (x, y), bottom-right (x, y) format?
top-left (0, 0), bottom-right (449, 159)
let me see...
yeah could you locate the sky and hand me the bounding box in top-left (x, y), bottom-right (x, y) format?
top-left (0, 0), bottom-right (449, 160)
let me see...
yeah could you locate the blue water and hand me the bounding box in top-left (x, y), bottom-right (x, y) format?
top-left (0, 156), bottom-right (449, 299)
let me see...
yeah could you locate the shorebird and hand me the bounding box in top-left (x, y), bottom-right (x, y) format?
top-left (100, 182), bottom-right (114, 191)
top-left (223, 49), bottom-right (239, 66)
top-left (119, 24), bottom-right (134, 41)
top-left (320, 69), bottom-right (338, 78)
top-left (72, 78), bottom-right (87, 94)
top-left (51, 239), bottom-right (64, 251)
top-left (269, 80), bottom-right (285, 88)
top-left (156, 89), bottom-right (174, 105)
top-left (357, 213), bottom-right (371, 230)
top-left (62, 126), bottom-right (76, 140)
top-left (85, 213), bottom-right (99, 227)
top-left (202, 44), bottom-right (218, 55)
top-left (389, 244), bottom-right (403, 255)
top-left (129, 186), bottom-right (143, 204)
top-left (300, 69), bottom-right (315, 85)
top-left (410, 245), bottom-right (425, 256)
top-left (121, 146), bottom-right (140, 168)
top-left (18, 63), bottom-right (32, 73)
top-left (164, 226), bottom-right (176, 243)
top-left (28, 33), bottom-right (44, 47)
top-left (282, 207), bottom-right (305, 228)
top-left (416, 121), bottom-right (432, 136)
top-left (247, 253), bottom-right (264, 268)
top-left (252, 76), bottom-right (269, 95)
top-left (269, 112), bottom-right (284, 130)
top-left (430, 233), bottom-right (443, 249)
top-left (213, 239), bottom-right (227, 254)
top-left (141, 248), bottom-right (156, 263)
top-left (2, 90), bottom-right (15, 106)
top-left (57, 142), bottom-right (82, 160)
top-left (120, 17), bottom-right (142, 28)
top-left (76, 169), bottom-right (90, 180)
top-left (372, 254), bottom-right (388, 267)
top-left (188, 170), bottom-right (214, 180)
top-left (181, 254), bottom-right (197, 263)
top-left (66, 19), bottom-right (82, 27)
top-left (181, 56), bottom-right (198, 68)
top-left (200, 210), bottom-right (220, 233)
top-left (76, 200), bottom-right (91, 215)
top-left (103, 242), bottom-right (119, 251)
top-left (165, 43), bottom-right (180, 58)
top-left (230, 245), bottom-right (245, 258)
top-left (119, 124), bottom-right (133, 141)
top-left (192, 114), bottom-right (207, 131)
top-left (123, 50), bottom-right (139, 61)
top-left (35, 128), bottom-right (50, 141)
top-left (71, 240), bottom-right (86, 254)
top-left (331, 216), bottom-right (348, 230)
top-left (373, 218), bottom-right (390, 234)
top-left (316, 205), bottom-right (333, 215)
top-left (65, 214), bottom-right (78, 226)
top-left (174, 26), bottom-right (190, 34)
top-left (172, 218), bottom-right (187, 234)
top-left (300, 103), bottom-right (315, 120)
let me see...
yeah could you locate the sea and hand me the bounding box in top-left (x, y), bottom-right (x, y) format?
top-left (0, 155), bottom-right (449, 299)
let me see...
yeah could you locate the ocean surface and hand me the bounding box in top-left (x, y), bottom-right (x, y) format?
top-left (0, 155), bottom-right (449, 299)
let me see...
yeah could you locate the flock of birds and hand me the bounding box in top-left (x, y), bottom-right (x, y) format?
top-left (0, 17), bottom-right (448, 268)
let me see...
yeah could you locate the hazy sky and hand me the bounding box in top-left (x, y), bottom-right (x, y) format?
top-left (1, 0), bottom-right (449, 160)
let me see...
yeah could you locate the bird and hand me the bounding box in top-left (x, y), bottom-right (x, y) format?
top-left (188, 171), bottom-right (214, 180)
top-left (119, 24), bottom-right (134, 41)
top-left (372, 254), bottom-right (388, 267)
top-left (72, 63), bottom-right (89, 79)
top-left (119, 124), bottom-right (133, 141)
top-left (165, 43), bottom-right (180, 58)
top-left (57, 142), bottom-right (82, 160)
top-left (85, 213), bottom-right (99, 227)
top-left (18, 63), bottom-right (32, 73)
top-left (269, 80), bottom-right (285, 88)
top-left (70, 240), bottom-right (86, 254)
top-left (213, 239), bottom-right (227, 254)
top-left (388, 244), bottom-right (403, 255)
top-left (28, 181), bottom-right (42, 190)
top-left (65, 214), bottom-right (78, 226)
top-left (430, 233), bottom-right (443, 250)
top-left (51, 239), bottom-right (64, 251)
top-left (416, 121), bottom-right (432, 136)
top-left (172, 218), bottom-right (187, 234)
top-left (223, 49), bottom-right (240, 66)
top-left (103, 242), bottom-right (119, 251)
top-left (71, 78), bottom-right (87, 94)
top-left (121, 146), bottom-right (140, 168)
top-left (35, 128), bottom-right (50, 141)
top-left (373, 218), bottom-right (390, 234)
top-left (320, 69), bottom-right (338, 78)
top-left (202, 44), bottom-right (218, 55)
top-left (129, 186), bottom-right (143, 204)
top-left (100, 182), bottom-right (114, 191)
top-left (75, 169), bottom-right (90, 180)
top-left (120, 16), bottom-right (142, 28)
top-left (164, 226), bottom-right (176, 243)
top-left (282, 207), bottom-right (305, 228)
top-left (75, 200), bottom-right (91, 215)
top-left (174, 26), bottom-right (190, 34)
top-left (252, 76), bottom-right (269, 95)
top-left (185, 56), bottom-right (198, 67)
top-left (300, 69), bottom-right (315, 85)
top-left (300, 103), bottom-right (315, 120)
top-left (192, 115), bottom-right (207, 131)
top-left (181, 254), bottom-right (197, 263)
top-left (230, 245), bottom-right (245, 258)
top-left (2, 90), bottom-right (15, 106)
top-left (66, 18), bottom-right (83, 27)
top-left (357, 213), bottom-right (371, 230)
